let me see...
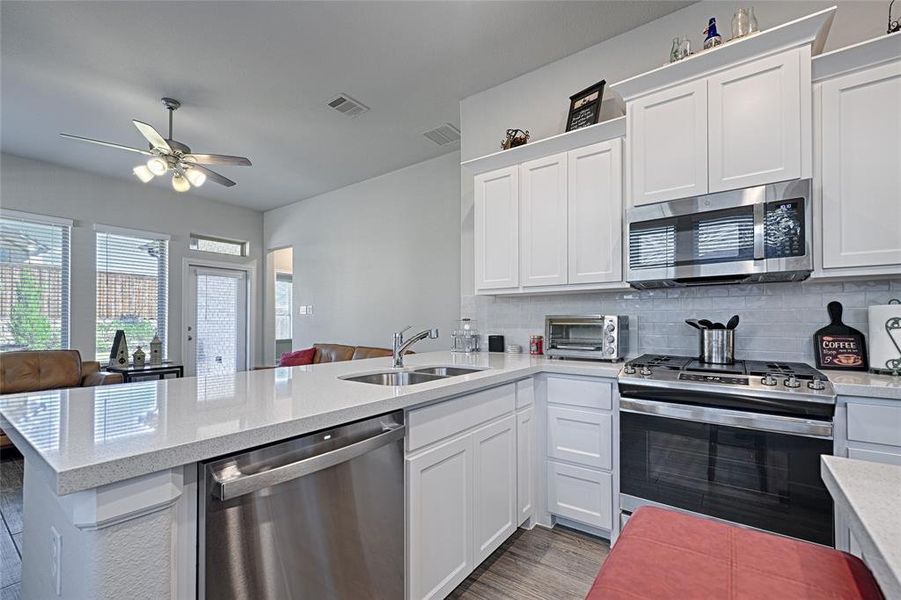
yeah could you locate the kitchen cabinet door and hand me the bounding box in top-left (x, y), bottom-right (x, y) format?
top-left (516, 407), bottom-right (535, 524)
top-left (407, 435), bottom-right (473, 600)
top-left (474, 166), bottom-right (519, 291)
top-left (628, 78), bottom-right (708, 206)
top-left (567, 140), bottom-right (623, 284)
top-left (547, 405), bottom-right (612, 470)
top-left (472, 415), bottom-right (517, 564)
top-left (820, 60), bottom-right (901, 270)
top-left (708, 49), bottom-right (803, 192)
top-left (547, 461), bottom-right (613, 530)
top-left (520, 152), bottom-right (568, 287)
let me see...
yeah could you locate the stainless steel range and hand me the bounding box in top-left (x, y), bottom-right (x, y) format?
top-left (618, 354), bottom-right (836, 545)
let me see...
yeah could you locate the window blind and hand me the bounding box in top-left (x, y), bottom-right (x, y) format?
top-left (189, 234), bottom-right (247, 257)
top-left (0, 215), bottom-right (70, 351)
top-left (96, 231), bottom-right (168, 361)
top-left (275, 273), bottom-right (292, 340)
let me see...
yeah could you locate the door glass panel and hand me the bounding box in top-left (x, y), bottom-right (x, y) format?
top-left (194, 270), bottom-right (246, 376)
top-left (620, 412), bottom-right (833, 545)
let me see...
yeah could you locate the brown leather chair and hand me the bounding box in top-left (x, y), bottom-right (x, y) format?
top-left (0, 350), bottom-right (123, 448)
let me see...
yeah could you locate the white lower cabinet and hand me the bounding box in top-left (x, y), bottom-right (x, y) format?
top-left (516, 406), bottom-right (535, 523)
top-left (547, 461), bottom-right (613, 530)
top-left (544, 375), bottom-right (616, 535)
top-left (407, 435), bottom-right (473, 600)
top-left (406, 382), bottom-right (532, 600)
top-left (472, 416), bottom-right (517, 563)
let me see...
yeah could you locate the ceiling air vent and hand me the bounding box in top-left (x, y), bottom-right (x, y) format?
top-left (327, 93), bottom-right (369, 117)
top-left (422, 123), bottom-right (461, 146)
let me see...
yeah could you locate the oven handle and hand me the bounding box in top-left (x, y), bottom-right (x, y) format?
top-left (620, 398), bottom-right (833, 440)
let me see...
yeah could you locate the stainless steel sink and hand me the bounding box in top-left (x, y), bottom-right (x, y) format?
top-left (341, 366), bottom-right (484, 386)
top-left (342, 371), bottom-right (443, 386)
top-left (412, 367), bottom-right (483, 377)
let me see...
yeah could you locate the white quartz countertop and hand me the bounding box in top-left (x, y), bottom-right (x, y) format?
top-left (825, 370), bottom-right (901, 401)
top-left (821, 456), bottom-right (901, 598)
top-left (0, 351), bottom-right (622, 495)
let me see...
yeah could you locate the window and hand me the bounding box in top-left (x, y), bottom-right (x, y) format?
top-left (189, 234), bottom-right (248, 257)
top-left (96, 227), bottom-right (168, 361)
top-left (0, 211), bottom-right (71, 351)
top-left (275, 273), bottom-right (292, 340)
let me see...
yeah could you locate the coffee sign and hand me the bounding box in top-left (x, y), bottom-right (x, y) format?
top-left (813, 301), bottom-right (869, 371)
top-left (817, 335), bottom-right (866, 368)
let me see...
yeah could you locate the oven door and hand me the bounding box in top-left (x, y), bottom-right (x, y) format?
top-left (620, 397), bottom-right (834, 545)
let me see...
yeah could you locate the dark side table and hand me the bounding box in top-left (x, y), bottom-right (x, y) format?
top-left (105, 363), bottom-right (184, 383)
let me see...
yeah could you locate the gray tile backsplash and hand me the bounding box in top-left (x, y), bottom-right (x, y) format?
top-left (461, 278), bottom-right (901, 363)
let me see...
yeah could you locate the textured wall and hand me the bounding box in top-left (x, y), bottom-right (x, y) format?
top-left (462, 279), bottom-right (901, 363)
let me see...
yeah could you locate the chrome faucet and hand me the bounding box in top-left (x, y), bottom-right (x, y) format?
top-left (393, 326), bottom-right (439, 368)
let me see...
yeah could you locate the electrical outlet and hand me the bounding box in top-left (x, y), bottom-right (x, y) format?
top-left (307, 305), bottom-right (314, 315)
top-left (50, 526), bottom-right (61, 595)
top-left (299, 305), bottom-right (307, 315)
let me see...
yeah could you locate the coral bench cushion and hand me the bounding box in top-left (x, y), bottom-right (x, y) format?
top-left (587, 506), bottom-right (882, 600)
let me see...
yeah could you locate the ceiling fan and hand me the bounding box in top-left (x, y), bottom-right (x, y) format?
top-left (60, 97), bottom-right (251, 192)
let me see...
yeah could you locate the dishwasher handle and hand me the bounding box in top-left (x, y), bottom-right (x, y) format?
top-left (212, 423), bottom-right (406, 501)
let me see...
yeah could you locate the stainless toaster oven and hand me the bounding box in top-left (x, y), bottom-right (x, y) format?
top-left (545, 315), bottom-right (629, 361)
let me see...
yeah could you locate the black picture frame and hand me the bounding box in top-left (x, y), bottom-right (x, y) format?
top-left (565, 80), bottom-right (606, 132)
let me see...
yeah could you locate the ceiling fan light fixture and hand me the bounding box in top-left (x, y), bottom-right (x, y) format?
top-left (171, 173), bottom-right (191, 192)
top-left (147, 156), bottom-right (168, 176)
top-left (185, 168), bottom-right (206, 187)
top-left (132, 165), bottom-right (155, 183)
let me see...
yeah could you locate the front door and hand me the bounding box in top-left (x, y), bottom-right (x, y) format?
top-left (186, 266), bottom-right (248, 377)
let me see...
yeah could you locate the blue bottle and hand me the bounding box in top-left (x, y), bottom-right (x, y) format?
top-left (704, 17), bottom-right (722, 49)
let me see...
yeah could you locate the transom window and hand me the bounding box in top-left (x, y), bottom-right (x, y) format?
top-left (189, 233), bottom-right (248, 257)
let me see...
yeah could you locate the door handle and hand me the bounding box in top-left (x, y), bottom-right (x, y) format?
top-left (212, 424), bottom-right (405, 500)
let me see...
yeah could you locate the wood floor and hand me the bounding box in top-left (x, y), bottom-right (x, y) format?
top-left (0, 450), bottom-right (23, 600)
top-left (450, 525), bottom-right (609, 600)
top-left (0, 448), bottom-right (607, 600)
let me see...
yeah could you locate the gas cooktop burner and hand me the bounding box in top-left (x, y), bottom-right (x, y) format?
top-left (621, 354), bottom-right (834, 400)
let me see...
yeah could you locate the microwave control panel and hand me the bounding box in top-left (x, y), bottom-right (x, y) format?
top-left (765, 198), bottom-right (805, 258)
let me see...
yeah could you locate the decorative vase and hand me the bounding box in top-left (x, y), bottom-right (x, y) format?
top-left (704, 17), bottom-right (723, 49)
top-left (150, 334), bottom-right (163, 365)
top-left (133, 346), bottom-right (146, 368)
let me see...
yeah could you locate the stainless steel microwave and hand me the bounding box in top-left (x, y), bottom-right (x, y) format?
top-left (626, 180), bottom-right (812, 289)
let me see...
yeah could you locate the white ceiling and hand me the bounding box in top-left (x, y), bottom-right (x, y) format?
top-left (1, 1), bottom-right (692, 212)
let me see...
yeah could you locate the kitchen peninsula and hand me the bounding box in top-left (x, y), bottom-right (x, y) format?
top-left (0, 351), bottom-right (621, 599)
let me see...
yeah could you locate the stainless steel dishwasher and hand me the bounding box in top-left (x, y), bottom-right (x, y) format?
top-left (199, 411), bottom-right (405, 600)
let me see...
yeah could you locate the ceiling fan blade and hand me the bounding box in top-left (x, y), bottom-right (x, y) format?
top-left (132, 120), bottom-right (171, 152)
top-left (59, 133), bottom-right (152, 155)
top-left (183, 153), bottom-right (252, 166)
top-left (186, 163), bottom-right (236, 187)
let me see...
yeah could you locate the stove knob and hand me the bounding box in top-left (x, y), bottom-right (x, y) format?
top-left (606, 347), bottom-right (616, 355)
top-left (807, 376), bottom-right (826, 391)
top-left (606, 335), bottom-right (616, 344)
top-left (784, 375), bottom-right (801, 389)
top-left (624, 365), bottom-right (636, 375)
top-left (605, 323), bottom-right (616, 333)
top-left (640, 366), bottom-right (653, 377)
top-left (761, 374), bottom-right (778, 386)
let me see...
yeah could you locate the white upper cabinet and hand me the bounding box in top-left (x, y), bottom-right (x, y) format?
top-left (708, 49), bottom-right (803, 192)
top-left (622, 47), bottom-right (812, 207)
top-left (520, 153), bottom-right (568, 287)
top-left (567, 140), bottom-right (623, 284)
top-left (628, 79), bottom-right (708, 206)
top-left (474, 166), bottom-right (519, 290)
top-left (819, 59), bottom-right (901, 271)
